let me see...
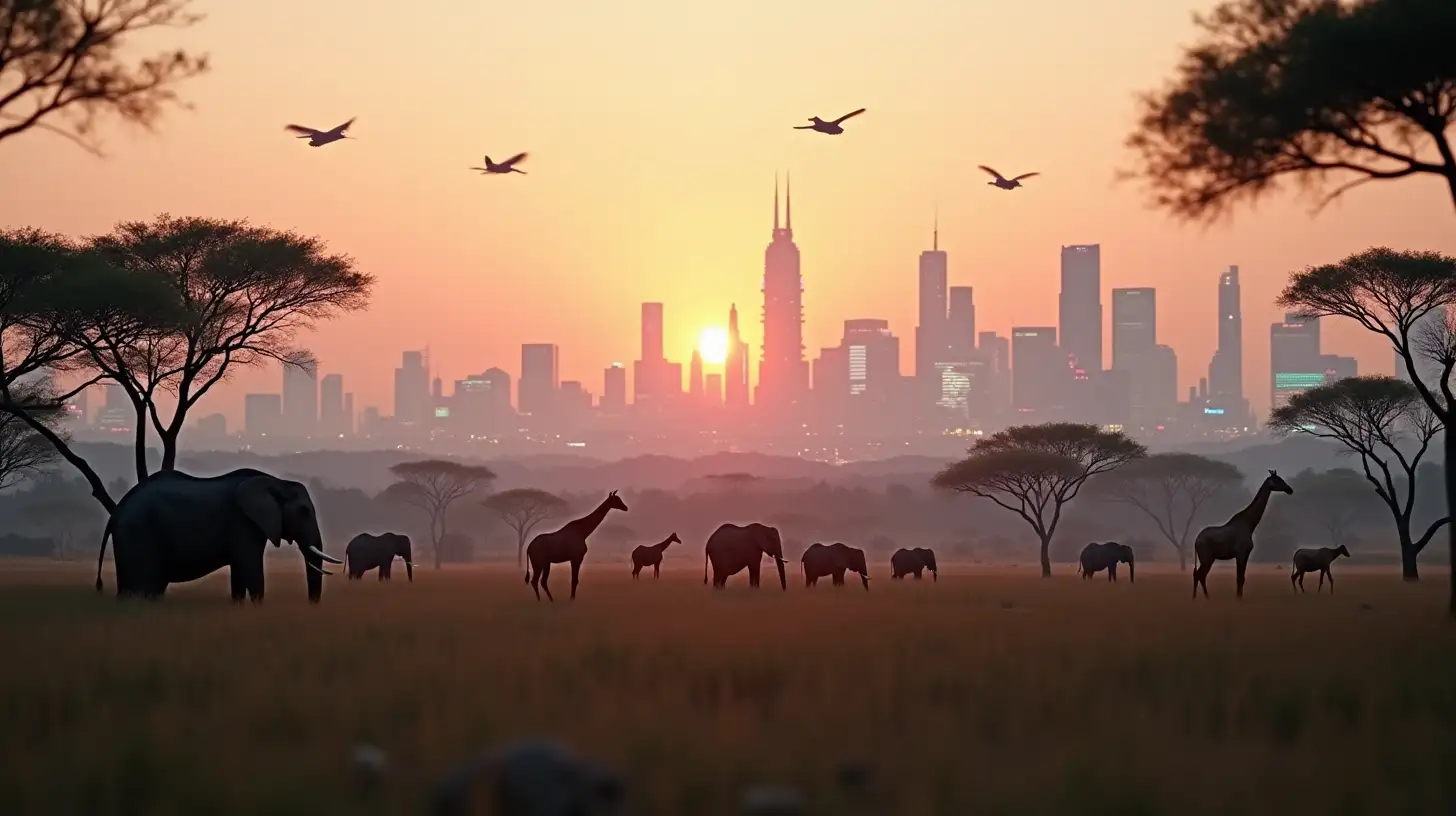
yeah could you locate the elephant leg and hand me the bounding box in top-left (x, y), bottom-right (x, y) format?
top-left (1234, 556), bottom-right (1248, 599)
top-left (914, 569), bottom-right (922, 580)
top-left (748, 562), bottom-right (760, 588)
top-left (569, 558), bottom-right (582, 600)
top-left (653, 563), bottom-right (660, 579)
top-left (238, 556), bottom-right (265, 604)
top-left (230, 568), bottom-right (248, 604)
top-left (539, 563), bottom-right (554, 602)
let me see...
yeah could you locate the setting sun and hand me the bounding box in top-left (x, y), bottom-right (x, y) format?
top-left (698, 326), bottom-right (729, 366)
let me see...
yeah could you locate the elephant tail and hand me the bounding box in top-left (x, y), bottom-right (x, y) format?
top-left (524, 562), bottom-right (531, 583)
top-left (95, 514), bottom-right (115, 593)
top-left (702, 549), bottom-right (708, 585)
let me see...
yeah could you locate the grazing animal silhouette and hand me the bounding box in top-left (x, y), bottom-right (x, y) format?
top-left (979, 165), bottom-right (1039, 190)
top-left (794, 108), bottom-right (866, 135)
top-left (630, 533), bottom-right (680, 580)
top-left (1291, 545), bottom-right (1351, 594)
top-left (1079, 542), bottom-right (1135, 583)
top-left (801, 542), bottom-right (871, 589)
top-left (1191, 470), bottom-right (1294, 600)
top-left (890, 547), bottom-right (938, 581)
top-left (524, 491), bottom-right (627, 601)
top-left (345, 532), bottom-right (414, 582)
top-left (284, 117), bottom-right (355, 146)
top-left (703, 523), bottom-right (788, 590)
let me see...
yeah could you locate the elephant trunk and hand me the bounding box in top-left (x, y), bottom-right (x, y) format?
top-left (406, 559), bottom-right (414, 582)
top-left (775, 557), bottom-right (787, 591)
top-left (1127, 558), bottom-right (1134, 584)
top-left (860, 571), bottom-right (870, 590)
top-left (300, 524), bottom-right (326, 604)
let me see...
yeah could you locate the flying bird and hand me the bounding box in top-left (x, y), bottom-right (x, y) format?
top-left (979, 165), bottom-right (1039, 190)
top-left (283, 118), bottom-right (355, 147)
top-left (470, 153), bottom-right (529, 175)
top-left (794, 108), bottom-right (866, 135)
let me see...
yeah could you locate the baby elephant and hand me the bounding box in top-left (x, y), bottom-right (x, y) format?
top-left (630, 533), bottom-right (680, 580)
top-left (1291, 545), bottom-right (1350, 594)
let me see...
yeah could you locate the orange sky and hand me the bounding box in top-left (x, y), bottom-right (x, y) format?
top-left (2, 0), bottom-right (1454, 425)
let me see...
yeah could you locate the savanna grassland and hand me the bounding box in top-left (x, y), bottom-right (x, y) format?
top-left (2, 562), bottom-right (1454, 815)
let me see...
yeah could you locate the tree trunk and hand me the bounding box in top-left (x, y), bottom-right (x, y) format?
top-left (1401, 544), bottom-right (1420, 581)
top-left (1446, 430), bottom-right (1456, 618)
top-left (1039, 535), bottom-right (1052, 577)
top-left (517, 532), bottom-right (526, 568)
top-left (158, 427), bottom-right (181, 471)
top-left (1176, 544), bottom-right (1187, 572)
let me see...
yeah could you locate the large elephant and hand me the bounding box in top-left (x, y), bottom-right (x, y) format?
top-left (95, 468), bottom-right (342, 603)
top-left (1080, 541), bottom-right (1135, 583)
top-left (346, 533), bottom-right (414, 581)
top-left (703, 523), bottom-right (787, 590)
top-left (890, 547), bottom-right (938, 581)
top-left (801, 542), bottom-right (870, 589)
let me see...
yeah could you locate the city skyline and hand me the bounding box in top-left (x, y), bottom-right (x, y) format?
top-left (2, 1), bottom-right (1453, 426)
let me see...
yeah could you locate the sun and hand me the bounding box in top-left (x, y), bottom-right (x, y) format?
top-left (698, 326), bottom-right (729, 366)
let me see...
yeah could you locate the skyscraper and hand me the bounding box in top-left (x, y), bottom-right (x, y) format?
top-left (725, 303), bottom-right (750, 408)
top-left (1110, 288), bottom-right (1156, 370)
top-left (641, 302), bottom-right (664, 362)
top-left (1058, 244), bottom-right (1102, 372)
top-left (756, 174), bottom-right (807, 408)
top-left (947, 285), bottom-right (976, 357)
top-left (704, 373), bottom-right (723, 408)
top-left (319, 373), bottom-right (345, 438)
top-left (916, 217), bottom-right (950, 399)
top-left (244, 393), bottom-right (283, 438)
top-left (978, 331), bottom-right (1011, 420)
top-left (635, 301), bottom-right (678, 404)
top-left (602, 363), bottom-right (627, 412)
top-left (394, 351), bottom-right (429, 424)
top-left (281, 361), bottom-right (318, 438)
top-left (688, 349), bottom-right (704, 400)
top-left (1208, 266), bottom-right (1245, 413)
top-left (519, 344), bottom-right (559, 417)
top-left (1012, 327), bottom-right (1060, 416)
top-left (1270, 313), bottom-right (1322, 413)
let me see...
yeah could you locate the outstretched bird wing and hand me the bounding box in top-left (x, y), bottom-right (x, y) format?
top-left (793, 124), bottom-right (816, 129)
top-left (500, 152), bottom-right (528, 168)
top-left (1011, 172), bottom-right (1040, 181)
top-left (334, 117), bottom-right (356, 133)
top-left (284, 124), bottom-right (322, 136)
top-left (831, 108), bottom-right (866, 124)
top-left (977, 165), bottom-right (1008, 181)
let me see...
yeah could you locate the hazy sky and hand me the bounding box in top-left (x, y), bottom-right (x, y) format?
top-left (2, 0), bottom-right (1453, 424)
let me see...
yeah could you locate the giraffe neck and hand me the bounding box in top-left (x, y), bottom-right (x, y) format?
top-left (1232, 482), bottom-right (1273, 532)
top-left (570, 501), bottom-right (613, 539)
top-left (654, 536), bottom-right (675, 552)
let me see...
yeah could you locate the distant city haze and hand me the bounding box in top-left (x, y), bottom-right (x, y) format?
top-left (2, 0), bottom-right (1454, 428)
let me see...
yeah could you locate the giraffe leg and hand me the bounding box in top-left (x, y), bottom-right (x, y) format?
top-left (529, 559), bottom-right (543, 601)
top-left (1292, 570), bottom-right (1301, 593)
top-left (1235, 556), bottom-right (1248, 599)
top-left (654, 563), bottom-right (660, 579)
top-left (540, 563), bottom-right (554, 602)
top-left (569, 558), bottom-right (582, 600)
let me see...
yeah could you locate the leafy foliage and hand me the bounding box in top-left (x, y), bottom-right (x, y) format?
top-left (933, 423), bottom-right (1146, 576)
top-left (1124, 0), bottom-right (1456, 221)
top-left (480, 487), bottom-right (568, 567)
top-left (0, 0), bottom-right (209, 155)
top-left (1095, 453), bottom-right (1244, 570)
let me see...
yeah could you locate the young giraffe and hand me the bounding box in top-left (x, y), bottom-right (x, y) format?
top-left (1191, 470), bottom-right (1294, 600)
top-left (524, 490), bottom-right (628, 601)
top-left (630, 533), bottom-right (681, 580)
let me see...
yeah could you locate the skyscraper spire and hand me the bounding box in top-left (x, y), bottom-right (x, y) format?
top-left (773, 174), bottom-right (779, 232)
top-left (785, 171), bottom-right (792, 232)
top-left (933, 205), bottom-right (939, 251)
top-left (730, 302), bottom-right (739, 332)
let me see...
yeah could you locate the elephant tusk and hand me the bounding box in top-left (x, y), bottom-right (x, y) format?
top-left (308, 562), bottom-right (333, 576)
top-left (308, 545), bottom-right (344, 564)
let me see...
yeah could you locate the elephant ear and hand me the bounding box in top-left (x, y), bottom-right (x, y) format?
top-left (236, 476), bottom-right (284, 547)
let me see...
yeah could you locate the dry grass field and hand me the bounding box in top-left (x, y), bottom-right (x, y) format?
top-left (2, 561), bottom-right (1454, 815)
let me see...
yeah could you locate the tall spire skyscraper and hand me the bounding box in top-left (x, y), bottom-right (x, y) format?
top-left (916, 211), bottom-right (950, 407)
top-left (756, 173), bottom-right (807, 409)
top-left (1208, 265), bottom-right (1245, 418)
top-left (725, 303), bottom-right (750, 407)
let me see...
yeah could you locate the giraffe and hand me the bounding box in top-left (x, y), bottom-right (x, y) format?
top-left (524, 490), bottom-right (628, 601)
top-left (630, 533), bottom-right (680, 580)
top-left (1191, 470), bottom-right (1293, 600)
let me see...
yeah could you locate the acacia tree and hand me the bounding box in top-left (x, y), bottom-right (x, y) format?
top-left (0, 0), bottom-right (209, 155)
top-left (0, 407), bottom-right (56, 490)
top-left (383, 460), bottom-right (496, 570)
top-left (1269, 375), bottom-right (1448, 579)
top-left (1095, 453), bottom-right (1244, 571)
top-left (1278, 250), bottom-right (1456, 613)
top-left (70, 215), bottom-right (373, 480)
top-left (0, 229), bottom-right (178, 510)
top-left (481, 488), bottom-right (568, 567)
top-left (932, 423), bottom-right (1146, 576)
top-left (1125, 0), bottom-right (1456, 220)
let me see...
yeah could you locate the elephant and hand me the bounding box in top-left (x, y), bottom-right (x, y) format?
top-left (703, 522), bottom-right (787, 590)
top-left (890, 547), bottom-right (938, 581)
top-left (346, 533), bottom-right (415, 581)
top-left (94, 468), bottom-right (342, 603)
top-left (801, 542), bottom-right (870, 589)
top-left (1079, 541), bottom-right (1135, 583)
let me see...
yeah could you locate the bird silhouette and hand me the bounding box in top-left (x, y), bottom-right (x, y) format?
top-left (979, 165), bottom-right (1039, 190)
top-left (283, 118), bottom-right (355, 147)
top-left (794, 108), bottom-right (866, 135)
top-left (470, 153), bottom-right (529, 175)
